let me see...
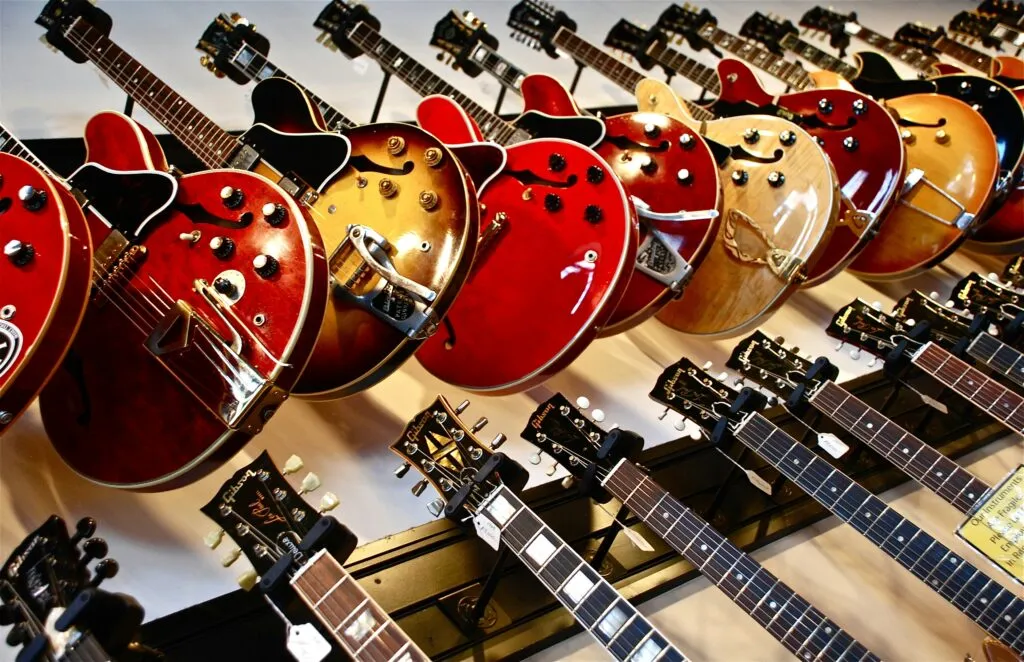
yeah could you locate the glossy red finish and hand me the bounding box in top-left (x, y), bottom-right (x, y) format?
top-left (39, 114), bottom-right (328, 490)
top-left (716, 60), bottom-right (906, 284)
top-left (416, 96), bottom-right (636, 393)
top-left (521, 74), bottom-right (723, 332)
top-left (0, 155), bottom-right (92, 434)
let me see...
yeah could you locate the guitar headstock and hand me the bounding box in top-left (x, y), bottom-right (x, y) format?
top-left (506, 0), bottom-right (577, 59)
top-left (891, 291), bottom-right (978, 350)
top-left (391, 397), bottom-right (526, 520)
top-left (976, 0), bottom-right (1024, 22)
top-left (200, 450), bottom-right (340, 590)
top-left (951, 273), bottom-right (1023, 321)
top-left (428, 10), bottom-right (499, 77)
top-left (603, 19), bottom-right (663, 69)
top-left (799, 6), bottom-right (856, 51)
top-left (726, 331), bottom-right (816, 400)
top-left (948, 11), bottom-right (1004, 49)
top-left (893, 22), bottom-right (944, 54)
top-left (826, 299), bottom-right (914, 361)
top-left (313, 0), bottom-right (382, 59)
top-left (1004, 256), bottom-right (1024, 289)
top-left (656, 4), bottom-right (717, 41)
top-left (649, 357), bottom-right (739, 436)
top-left (195, 13), bottom-right (271, 85)
top-left (36, 0), bottom-right (113, 63)
top-left (740, 12), bottom-right (799, 53)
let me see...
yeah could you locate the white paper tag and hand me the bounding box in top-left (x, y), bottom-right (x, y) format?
top-left (745, 469), bottom-right (773, 495)
top-left (473, 514), bottom-right (502, 551)
top-left (286, 623), bottom-right (331, 662)
top-left (844, 22), bottom-right (862, 35)
top-left (816, 433), bottom-right (850, 459)
top-left (623, 528), bottom-right (655, 553)
top-left (352, 58), bottom-right (369, 76)
top-left (918, 392), bottom-right (949, 415)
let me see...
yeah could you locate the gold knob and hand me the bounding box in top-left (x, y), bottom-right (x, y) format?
top-left (387, 136), bottom-right (407, 155)
top-left (199, 55), bottom-right (212, 69)
top-left (900, 129), bottom-right (916, 145)
top-left (522, 188), bottom-right (533, 201)
top-left (356, 176), bottom-right (368, 189)
top-left (935, 129), bottom-right (950, 144)
top-left (424, 147), bottom-right (444, 167)
top-left (419, 190), bottom-right (439, 211)
top-left (647, 94), bottom-right (658, 104)
top-left (379, 178), bottom-right (398, 198)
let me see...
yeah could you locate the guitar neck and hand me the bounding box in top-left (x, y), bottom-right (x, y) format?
top-left (227, 43), bottom-right (357, 132)
top-left (604, 460), bottom-right (879, 662)
top-left (809, 380), bottom-right (992, 514)
top-left (989, 22), bottom-right (1024, 47)
top-left (848, 23), bottom-right (940, 72)
top-left (697, 25), bottom-right (814, 91)
top-left (475, 485), bottom-right (688, 661)
top-left (552, 27), bottom-right (714, 121)
top-left (644, 40), bottom-right (722, 96)
top-left (777, 32), bottom-right (860, 81)
top-left (290, 549), bottom-right (430, 661)
top-left (461, 42), bottom-right (529, 93)
top-left (933, 35), bottom-right (995, 73)
top-left (344, 22), bottom-right (526, 145)
top-left (734, 413), bottom-right (1024, 653)
top-left (0, 124), bottom-right (59, 180)
top-left (61, 16), bottom-right (238, 169)
top-left (912, 342), bottom-right (1024, 433)
top-left (967, 333), bottom-right (1024, 389)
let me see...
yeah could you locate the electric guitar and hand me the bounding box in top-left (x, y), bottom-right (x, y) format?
top-left (392, 396), bottom-right (690, 661)
top-left (975, 0), bottom-right (1024, 36)
top-left (650, 358), bottom-right (1024, 654)
top-left (675, 8), bottom-right (1004, 274)
top-left (0, 126), bottom-right (92, 435)
top-left (605, 13), bottom-right (910, 283)
top-left (506, 0), bottom-right (842, 337)
top-left (429, 9), bottom-right (725, 329)
top-left (201, 451), bottom-right (429, 661)
top-left (1, 516), bottom-right (161, 661)
top-left (523, 393), bottom-right (882, 661)
top-left (38, 0), bottom-right (480, 402)
top-left (800, 7), bottom-right (1024, 251)
top-left (943, 12), bottom-right (1024, 83)
top-left (313, 3), bottom-right (644, 393)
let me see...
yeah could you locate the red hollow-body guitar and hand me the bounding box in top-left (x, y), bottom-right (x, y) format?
top-left (0, 142), bottom-right (92, 435)
top-left (39, 112), bottom-right (329, 490)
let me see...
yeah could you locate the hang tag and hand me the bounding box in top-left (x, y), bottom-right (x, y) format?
top-left (352, 58), bottom-right (369, 77)
top-left (745, 469), bottom-right (773, 496)
top-left (816, 433), bottom-right (850, 459)
top-left (473, 515), bottom-right (502, 551)
top-left (623, 528), bottom-right (655, 553)
top-left (844, 22), bottom-right (862, 35)
top-left (917, 392), bottom-right (949, 415)
top-left (285, 623), bottom-right (331, 662)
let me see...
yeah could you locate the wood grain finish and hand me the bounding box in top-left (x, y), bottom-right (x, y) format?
top-left (637, 79), bottom-right (840, 337)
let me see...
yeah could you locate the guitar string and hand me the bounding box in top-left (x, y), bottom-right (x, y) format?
top-left (914, 345), bottom-right (1024, 431)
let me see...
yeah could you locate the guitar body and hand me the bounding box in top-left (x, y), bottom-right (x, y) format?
top-left (636, 79), bottom-right (840, 337)
top-left (39, 113), bottom-right (328, 490)
top-left (415, 95), bottom-right (635, 393)
top-left (714, 59), bottom-right (906, 286)
top-left (0, 155), bottom-right (92, 435)
top-left (244, 77), bottom-right (479, 398)
top-left (520, 74), bottom-right (723, 334)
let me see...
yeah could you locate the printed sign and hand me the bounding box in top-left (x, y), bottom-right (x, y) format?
top-left (957, 465), bottom-right (1024, 585)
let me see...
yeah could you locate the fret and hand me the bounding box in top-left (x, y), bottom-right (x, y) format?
top-left (779, 33), bottom-right (859, 81)
top-left (734, 413), bottom-right (1024, 653)
top-left (702, 26), bottom-right (814, 91)
top-left (937, 36), bottom-right (993, 72)
top-left (468, 42), bottom-right (529, 92)
top-left (604, 461), bottom-right (878, 661)
top-left (0, 124), bottom-right (55, 178)
top-left (646, 40), bottom-right (721, 96)
top-left (810, 381), bottom-right (992, 513)
top-left (477, 485), bottom-right (688, 661)
top-left (849, 25), bottom-right (940, 73)
top-left (913, 343), bottom-right (1024, 432)
top-left (969, 333), bottom-right (1024, 389)
top-left (291, 550), bottom-right (429, 661)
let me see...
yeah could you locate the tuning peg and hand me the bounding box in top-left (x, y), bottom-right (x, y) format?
top-left (319, 492), bottom-right (340, 512)
top-left (702, 361), bottom-right (713, 371)
top-left (436, 52), bottom-right (445, 61)
top-left (546, 463), bottom-right (558, 477)
top-left (528, 452), bottom-right (542, 465)
top-left (929, 291), bottom-right (941, 300)
top-left (299, 472), bottom-right (321, 494)
top-left (791, 347), bottom-right (800, 355)
top-left (282, 455), bottom-right (304, 475)
top-left (673, 419), bottom-right (687, 431)
top-left (471, 417), bottom-right (488, 433)
top-left (734, 377), bottom-right (746, 387)
top-left (81, 538), bottom-right (109, 563)
top-left (454, 399), bottom-right (470, 414)
top-left (489, 433), bottom-right (507, 450)
top-left (988, 272), bottom-right (999, 281)
top-left (871, 301), bottom-right (882, 311)
top-left (70, 517), bottom-right (98, 546)
top-left (204, 529), bottom-right (225, 549)
top-left (764, 394), bottom-right (779, 407)
top-left (221, 548), bottom-right (241, 567)
top-left (426, 498), bottom-right (446, 517)
top-left (717, 371), bottom-right (729, 382)
top-left (0, 604), bottom-right (21, 627)
top-left (867, 356), bottom-right (879, 368)
top-left (411, 479), bottom-right (429, 497)
top-left (561, 476), bottom-right (576, 490)
top-left (658, 407), bottom-right (670, 420)
top-left (849, 348), bottom-right (862, 360)
top-left (576, 396), bottom-right (591, 409)
top-left (592, 409), bottom-right (606, 422)
top-left (89, 558), bottom-right (119, 587)
top-left (6, 623), bottom-right (30, 647)
top-left (237, 569), bottom-right (259, 591)
top-left (394, 462), bottom-right (411, 478)
top-left (834, 341), bottom-right (845, 351)
top-left (774, 335), bottom-right (785, 344)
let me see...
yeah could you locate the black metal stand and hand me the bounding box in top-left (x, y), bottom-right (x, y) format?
top-left (664, 71), bottom-right (675, 85)
top-left (568, 62), bottom-right (586, 95)
top-left (493, 86), bottom-right (508, 116)
top-left (466, 547), bottom-right (512, 626)
top-left (587, 504), bottom-right (629, 571)
top-left (370, 72), bottom-right (392, 124)
top-left (124, 96), bottom-right (135, 118)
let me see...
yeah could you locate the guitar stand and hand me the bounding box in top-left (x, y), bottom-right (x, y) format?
top-left (586, 503), bottom-right (631, 572)
top-left (568, 62), bottom-right (586, 95)
top-left (493, 86), bottom-right (508, 116)
top-left (124, 95), bottom-right (135, 118)
top-left (369, 71), bottom-right (392, 124)
top-left (464, 546), bottom-right (513, 627)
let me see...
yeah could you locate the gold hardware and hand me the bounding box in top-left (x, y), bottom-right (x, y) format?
top-left (419, 190), bottom-right (439, 211)
top-left (356, 176), bottom-right (368, 189)
top-left (424, 148), bottom-right (444, 167)
top-left (935, 129), bottom-right (950, 144)
top-left (387, 136), bottom-right (407, 155)
top-left (647, 94), bottom-right (658, 104)
top-left (722, 209), bottom-right (806, 283)
top-left (620, 152), bottom-right (632, 162)
top-left (379, 179), bottom-right (398, 198)
top-left (522, 188), bottom-right (533, 201)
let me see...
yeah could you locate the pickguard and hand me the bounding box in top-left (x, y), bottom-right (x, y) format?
top-left (513, 111), bottom-right (606, 148)
top-left (931, 74), bottom-right (1024, 172)
top-left (67, 164), bottom-right (177, 240)
top-left (710, 99), bottom-right (857, 132)
top-left (240, 124), bottom-right (351, 192)
top-left (851, 52), bottom-right (937, 99)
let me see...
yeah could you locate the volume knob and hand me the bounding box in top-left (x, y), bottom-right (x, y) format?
top-left (586, 165), bottom-right (605, 183)
top-left (639, 156), bottom-right (658, 175)
top-left (4, 240), bottom-right (34, 266)
top-left (209, 236), bottom-right (235, 259)
top-left (584, 205), bottom-right (603, 223)
top-left (548, 153), bottom-right (567, 172)
top-left (220, 186), bottom-right (244, 209)
top-left (643, 122), bottom-right (660, 138)
top-left (544, 194), bottom-right (563, 212)
top-left (17, 186), bottom-right (46, 211)
top-left (253, 254), bottom-right (279, 278)
top-left (261, 202), bottom-right (286, 226)
top-left (743, 128), bottom-right (760, 144)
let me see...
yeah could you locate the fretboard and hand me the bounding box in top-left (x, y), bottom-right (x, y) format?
top-left (291, 549), bottom-right (429, 661)
top-left (912, 342), bottom-right (1024, 433)
top-left (810, 380), bottom-right (992, 513)
top-left (849, 24), bottom-right (940, 72)
top-left (345, 22), bottom-right (527, 145)
top-left (735, 413), bottom-right (1024, 652)
top-left (697, 25), bottom-right (814, 91)
top-left (645, 40), bottom-right (720, 95)
top-left (605, 460), bottom-right (879, 662)
top-left (778, 33), bottom-right (860, 81)
top-left (63, 17), bottom-right (237, 169)
top-left (228, 44), bottom-right (357, 132)
top-left (968, 333), bottom-right (1024, 389)
top-left (0, 123), bottom-right (57, 180)
top-left (462, 42), bottom-right (529, 93)
top-left (476, 485), bottom-right (688, 661)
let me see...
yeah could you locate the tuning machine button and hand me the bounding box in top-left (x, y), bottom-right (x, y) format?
top-left (544, 193), bottom-right (563, 212)
top-left (779, 130), bottom-right (797, 146)
top-left (17, 186), bottom-right (46, 211)
top-left (5, 623), bottom-right (29, 647)
top-left (261, 202), bottom-right (286, 226)
top-left (548, 153), bottom-right (567, 172)
top-left (642, 122), bottom-right (660, 138)
top-left (584, 205), bottom-right (603, 223)
top-left (220, 186), bottom-right (244, 209)
top-left (731, 170), bottom-right (749, 186)
top-left (426, 498), bottom-right (446, 517)
top-left (70, 518), bottom-right (97, 546)
top-left (842, 136), bottom-right (859, 152)
top-left (81, 538), bottom-right (109, 564)
top-left (743, 128), bottom-right (760, 144)
top-left (89, 558), bottom-right (119, 587)
top-left (586, 165), bottom-right (605, 183)
top-left (470, 417), bottom-right (488, 433)
top-left (4, 240), bottom-right (34, 267)
top-left (489, 433), bottom-right (507, 449)
top-left (817, 98), bottom-right (833, 114)
top-left (209, 236), bottom-right (235, 259)
top-left (394, 462), bottom-right (411, 478)
top-left (253, 254), bottom-right (279, 278)
top-left (411, 479), bottom-right (429, 497)
top-left (454, 399), bottom-right (470, 414)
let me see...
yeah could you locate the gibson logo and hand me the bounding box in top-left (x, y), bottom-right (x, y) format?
top-left (220, 468), bottom-right (259, 506)
top-left (249, 492), bottom-right (286, 526)
top-left (529, 403), bottom-right (555, 430)
top-left (5, 536), bottom-right (42, 579)
top-left (405, 411), bottom-right (435, 445)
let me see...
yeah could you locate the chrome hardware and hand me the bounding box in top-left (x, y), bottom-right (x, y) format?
top-left (179, 231), bottom-right (201, 244)
top-left (378, 178), bottom-right (398, 198)
top-left (455, 399), bottom-right (470, 414)
top-left (411, 480), bottom-right (429, 497)
top-left (897, 167), bottom-right (975, 231)
top-left (426, 499), bottom-right (446, 517)
top-left (17, 186), bottom-right (46, 211)
top-left (584, 250), bottom-right (598, 263)
top-left (0, 306), bottom-right (14, 320)
top-left (731, 170), bottom-right (749, 185)
top-left (842, 136), bottom-right (859, 152)
top-left (0, 411), bottom-right (13, 426)
top-left (767, 171), bottom-right (786, 188)
top-left (817, 98), bottom-right (833, 114)
top-left (4, 240), bottom-right (33, 267)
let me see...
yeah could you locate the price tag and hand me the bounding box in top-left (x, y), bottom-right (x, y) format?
top-left (816, 433), bottom-right (850, 459)
top-left (473, 514), bottom-right (502, 551)
top-left (745, 469), bottom-right (773, 496)
top-left (956, 465), bottom-right (1024, 585)
top-left (286, 623), bottom-right (331, 662)
top-left (844, 22), bottom-right (862, 35)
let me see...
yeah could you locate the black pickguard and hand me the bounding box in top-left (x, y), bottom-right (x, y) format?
top-left (931, 73), bottom-right (1024, 174)
top-left (67, 165), bottom-right (176, 241)
top-left (448, 143), bottom-right (506, 191)
top-left (240, 125), bottom-right (351, 192)
top-left (709, 99), bottom-right (857, 132)
top-left (850, 52), bottom-right (937, 99)
top-left (513, 111), bottom-right (605, 149)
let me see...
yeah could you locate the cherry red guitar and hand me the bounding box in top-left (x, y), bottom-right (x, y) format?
top-left (0, 132), bottom-right (92, 435)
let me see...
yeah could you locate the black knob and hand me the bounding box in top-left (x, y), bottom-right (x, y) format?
top-left (70, 518), bottom-right (97, 546)
top-left (253, 254), bottom-right (279, 278)
top-left (89, 559), bottom-right (119, 587)
top-left (544, 194), bottom-right (563, 212)
top-left (639, 156), bottom-right (658, 175)
top-left (213, 277), bottom-right (237, 297)
top-left (262, 202), bottom-right (286, 226)
top-left (586, 165), bottom-right (605, 184)
top-left (987, 84), bottom-right (1000, 98)
top-left (767, 171), bottom-right (786, 188)
top-left (679, 133), bottom-right (696, 150)
top-left (852, 99), bottom-right (867, 115)
top-left (959, 80), bottom-right (972, 95)
top-left (5, 623), bottom-right (29, 647)
top-left (209, 236), bottom-right (235, 259)
top-left (0, 604), bottom-right (21, 627)
top-left (731, 170), bottom-right (749, 185)
top-left (642, 122), bottom-right (660, 138)
top-left (4, 240), bottom-right (34, 267)
top-left (584, 205), bottom-right (603, 223)
top-left (743, 128), bottom-right (760, 144)
top-left (842, 136), bottom-right (859, 152)
top-left (220, 186), bottom-right (244, 209)
top-left (82, 538), bottom-right (109, 562)
top-left (17, 185), bottom-right (46, 211)
top-left (817, 98), bottom-right (833, 114)
top-left (779, 130), bottom-right (797, 146)
top-left (548, 153), bottom-right (567, 172)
